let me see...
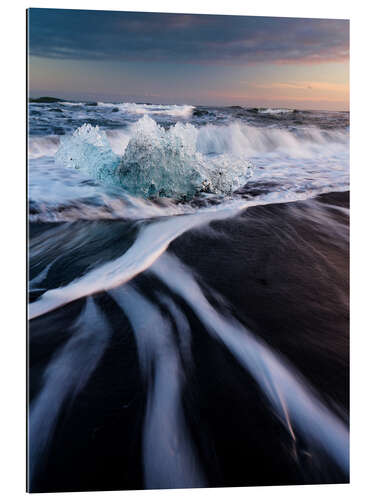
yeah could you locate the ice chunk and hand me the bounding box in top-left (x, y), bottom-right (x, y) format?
top-left (55, 118), bottom-right (253, 200)
top-left (118, 116), bottom-right (253, 199)
top-left (117, 116), bottom-right (205, 198)
top-left (55, 123), bottom-right (119, 181)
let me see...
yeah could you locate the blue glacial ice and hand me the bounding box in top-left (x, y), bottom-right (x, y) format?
top-left (55, 117), bottom-right (254, 199)
top-left (55, 123), bottom-right (119, 181)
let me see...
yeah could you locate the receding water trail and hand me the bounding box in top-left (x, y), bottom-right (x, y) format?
top-left (29, 255), bottom-right (61, 291)
top-left (151, 253), bottom-right (349, 474)
top-left (28, 298), bottom-right (111, 487)
top-left (29, 189), bottom-right (350, 320)
top-left (110, 286), bottom-right (206, 489)
top-left (28, 200), bottom-right (253, 320)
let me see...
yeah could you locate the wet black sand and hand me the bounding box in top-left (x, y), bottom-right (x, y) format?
top-left (28, 191), bottom-right (349, 492)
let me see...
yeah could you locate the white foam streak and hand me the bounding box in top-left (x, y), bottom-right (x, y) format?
top-left (29, 257), bottom-right (60, 290)
top-left (110, 286), bottom-right (206, 488)
top-left (28, 201), bottom-right (251, 320)
top-left (28, 298), bottom-right (111, 485)
top-left (29, 189), bottom-right (350, 317)
top-left (151, 253), bottom-right (349, 473)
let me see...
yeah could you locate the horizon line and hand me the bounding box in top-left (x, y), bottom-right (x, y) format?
top-left (28, 93), bottom-right (350, 113)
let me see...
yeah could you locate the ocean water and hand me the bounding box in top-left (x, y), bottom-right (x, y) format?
top-left (28, 100), bottom-right (349, 492)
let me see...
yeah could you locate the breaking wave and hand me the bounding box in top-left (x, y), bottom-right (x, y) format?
top-left (28, 113), bottom-right (348, 210)
top-left (97, 102), bottom-right (195, 118)
top-left (195, 121), bottom-right (348, 158)
top-left (30, 120), bottom-right (348, 162)
top-left (28, 136), bottom-right (60, 159)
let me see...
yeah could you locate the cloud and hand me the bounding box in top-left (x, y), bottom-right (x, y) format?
top-left (28, 9), bottom-right (349, 66)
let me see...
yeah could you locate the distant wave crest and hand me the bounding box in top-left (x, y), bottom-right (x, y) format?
top-left (97, 102), bottom-right (195, 118)
top-left (258, 108), bottom-right (294, 114)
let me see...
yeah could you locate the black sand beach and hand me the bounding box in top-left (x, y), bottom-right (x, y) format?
top-left (29, 191), bottom-right (349, 492)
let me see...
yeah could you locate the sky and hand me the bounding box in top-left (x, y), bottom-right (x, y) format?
top-left (28, 9), bottom-right (349, 110)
